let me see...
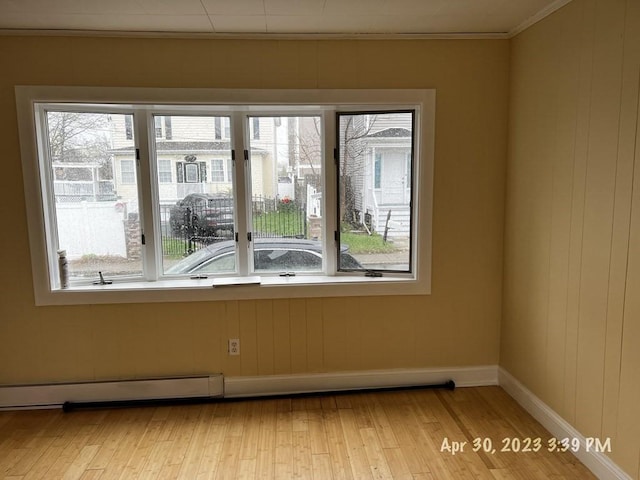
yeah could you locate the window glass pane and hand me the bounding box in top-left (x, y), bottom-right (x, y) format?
top-left (254, 248), bottom-right (321, 271)
top-left (196, 251), bottom-right (236, 273)
top-left (337, 111), bottom-right (413, 272)
top-left (248, 116), bottom-right (323, 273)
top-left (211, 158), bottom-right (225, 182)
top-left (158, 159), bottom-right (172, 183)
top-left (153, 115), bottom-right (236, 275)
top-left (120, 159), bottom-right (135, 184)
top-left (46, 111), bottom-right (142, 281)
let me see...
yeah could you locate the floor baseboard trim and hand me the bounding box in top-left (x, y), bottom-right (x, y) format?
top-left (0, 374), bottom-right (224, 410)
top-left (0, 366), bottom-right (499, 411)
top-left (224, 365), bottom-right (498, 398)
top-left (498, 368), bottom-right (632, 480)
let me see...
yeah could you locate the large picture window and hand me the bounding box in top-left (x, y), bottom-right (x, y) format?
top-left (16, 87), bottom-right (434, 305)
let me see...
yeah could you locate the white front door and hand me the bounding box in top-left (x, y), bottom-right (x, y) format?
top-left (375, 150), bottom-right (410, 205)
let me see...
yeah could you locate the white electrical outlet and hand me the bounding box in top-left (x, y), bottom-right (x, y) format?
top-left (228, 338), bottom-right (240, 356)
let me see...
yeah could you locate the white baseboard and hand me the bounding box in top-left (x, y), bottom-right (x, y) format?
top-left (498, 368), bottom-right (632, 480)
top-left (0, 366), bottom-right (498, 411)
top-left (224, 365), bottom-right (498, 398)
top-left (0, 374), bottom-right (224, 410)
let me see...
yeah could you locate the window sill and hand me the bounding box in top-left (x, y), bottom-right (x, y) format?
top-left (38, 274), bottom-right (428, 306)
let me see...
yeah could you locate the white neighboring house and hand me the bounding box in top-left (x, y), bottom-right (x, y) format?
top-left (343, 113), bottom-right (413, 238)
top-left (109, 115), bottom-right (274, 208)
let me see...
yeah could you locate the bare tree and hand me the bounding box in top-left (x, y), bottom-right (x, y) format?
top-left (290, 115), bottom-right (377, 224)
top-left (294, 117), bottom-right (322, 180)
top-left (338, 115), bottom-right (378, 226)
top-left (47, 112), bottom-right (112, 180)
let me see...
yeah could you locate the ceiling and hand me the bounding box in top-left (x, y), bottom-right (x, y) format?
top-left (0, 0), bottom-right (569, 37)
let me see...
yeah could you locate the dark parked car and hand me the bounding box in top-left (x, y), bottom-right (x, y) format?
top-left (165, 238), bottom-right (362, 275)
top-left (169, 193), bottom-right (234, 236)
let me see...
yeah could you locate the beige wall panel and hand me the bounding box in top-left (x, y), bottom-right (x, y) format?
top-left (614, 90), bottom-right (640, 479)
top-left (574, 0), bottom-right (626, 437)
top-left (0, 36), bottom-right (507, 387)
top-left (316, 42), bottom-right (361, 89)
top-left (411, 299), bottom-right (446, 366)
top-left (272, 299), bottom-right (292, 374)
top-left (0, 36), bottom-right (74, 85)
top-left (90, 315), bottom-right (126, 380)
top-left (544, 14), bottom-right (582, 415)
top-left (239, 301), bottom-right (258, 375)
top-left (602, 0), bottom-right (640, 456)
top-left (305, 298), bottom-right (324, 372)
top-left (359, 296), bottom-right (415, 370)
top-left (289, 299), bottom-right (308, 373)
top-left (256, 300), bottom-right (275, 375)
top-left (503, 18), bottom-right (556, 395)
top-left (342, 297), bottom-right (364, 371)
top-left (503, 0), bottom-right (595, 423)
top-left (321, 298), bottom-right (352, 372)
top-left (614, 110), bottom-right (640, 478)
top-left (505, 0), bottom-right (640, 476)
top-left (192, 311), bottom-right (226, 377)
top-left (210, 41), bottom-right (267, 89)
top-left (560, 0), bottom-right (594, 425)
top-left (224, 300), bottom-right (241, 375)
top-left (614, 0), bottom-right (640, 465)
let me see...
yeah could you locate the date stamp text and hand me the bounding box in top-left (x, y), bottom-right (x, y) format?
top-left (440, 437), bottom-right (611, 455)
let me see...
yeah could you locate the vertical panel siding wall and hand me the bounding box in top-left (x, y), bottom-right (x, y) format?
top-left (0, 40), bottom-right (508, 387)
top-left (502, 0), bottom-right (640, 476)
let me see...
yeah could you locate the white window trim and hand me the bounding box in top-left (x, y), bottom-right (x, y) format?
top-left (15, 86), bottom-right (435, 306)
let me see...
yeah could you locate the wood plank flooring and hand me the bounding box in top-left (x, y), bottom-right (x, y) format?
top-left (0, 386), bottom-right (596, 479)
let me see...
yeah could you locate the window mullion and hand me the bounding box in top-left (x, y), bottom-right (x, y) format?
top-left (323, 110), bottom-right (337, 275)
top-left (36, 105), bottom-right (63, 288)
top-left (134, 108), bottom-right (157, 281)
top-left (231, 111), bottom-right (250, 276)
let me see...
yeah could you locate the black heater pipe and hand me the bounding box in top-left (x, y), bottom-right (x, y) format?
top-left (62, 379), bottom-right (455, 412)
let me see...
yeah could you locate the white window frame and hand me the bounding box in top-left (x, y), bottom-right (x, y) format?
top-left (16, 86), bottom-right (434, 306)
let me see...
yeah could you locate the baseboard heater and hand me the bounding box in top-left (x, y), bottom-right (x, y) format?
top-left (61, 379), bottom-right (456, 412)
top-left (1, 374), bottom-right (456, 412)
top-left (0, 374), bottom-right (224, 411)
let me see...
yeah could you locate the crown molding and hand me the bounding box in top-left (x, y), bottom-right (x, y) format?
top-left (0, 29), bottom-right (509, 40)
top-left (509, 0), bottom-right (573, 37)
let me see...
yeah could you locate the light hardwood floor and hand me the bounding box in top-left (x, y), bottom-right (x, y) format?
top-left (0, 386), bottom-right (596, 479)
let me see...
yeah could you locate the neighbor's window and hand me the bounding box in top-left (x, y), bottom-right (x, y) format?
top-left (120, 159), bottom-right (135, 184)
top-left (214, 117), bottom-right (231, 140)
top-left (158, 159), bottom-right (172, 183)
top-left (18, 88), bottom-right (431, 304)
top-left (211, 158), bottom-right (226, 182)
top-left (124, 115), bottom-right (133, 140)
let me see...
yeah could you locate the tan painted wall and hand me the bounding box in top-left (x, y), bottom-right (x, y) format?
top-left (502, 0), bottom-right (640, 476)
top-left (0, 37), bottom-right (508, 384)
